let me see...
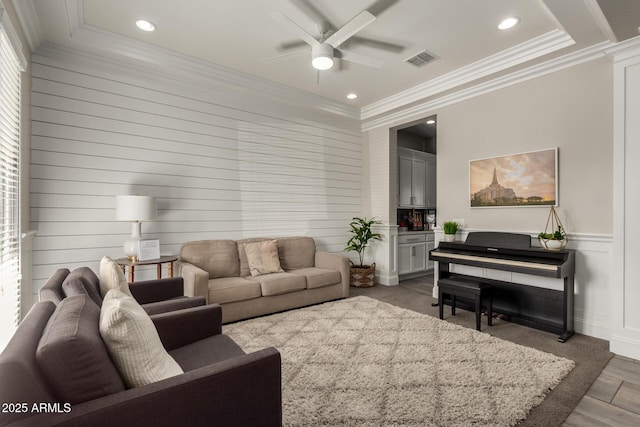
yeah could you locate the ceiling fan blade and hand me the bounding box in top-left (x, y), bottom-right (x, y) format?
top-left (291, 0), bottom-right (335, 32)
top-left (325, 10), bottom-right (375, 49)
top-left (270, 12), bottom-right (319, 47)
top-left (262, 48), bottom-right (310, 63)
top-left (349, 36), bottom-right (405, 53)
top-left (279, 39), bottom-right (309, 51)
top-left (337, 49), bottom-right (383, 68)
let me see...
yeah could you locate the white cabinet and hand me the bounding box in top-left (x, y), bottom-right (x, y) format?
top-left (398, 233), bottom-right (429, 275)
top-left (398, 148), bottom-right (436, 208)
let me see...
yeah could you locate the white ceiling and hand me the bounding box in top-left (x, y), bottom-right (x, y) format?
top-left (15, 0), bottom-right (640, 115)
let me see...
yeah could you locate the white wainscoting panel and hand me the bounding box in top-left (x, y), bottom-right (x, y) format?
top-left (29, 50), bottom-right (362, 300)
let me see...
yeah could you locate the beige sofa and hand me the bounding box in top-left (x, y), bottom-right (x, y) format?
top-left (176, 236), bottom-right (350, 323)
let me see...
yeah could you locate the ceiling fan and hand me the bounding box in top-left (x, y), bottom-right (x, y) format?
top-left (269, 9), bottom-right (384, 71)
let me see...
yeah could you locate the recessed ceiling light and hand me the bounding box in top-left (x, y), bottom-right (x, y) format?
top-left (426, 119), bottom-right (436, 125)
top-left (498, 17), bottom-right (520, 30)
top-left (136, 19), bottom-right (156, 32)
top-left (347, 93), bottom-right (358, 100)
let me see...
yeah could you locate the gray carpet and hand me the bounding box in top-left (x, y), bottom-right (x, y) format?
top-left (224, 295), bottom-right (576, 426)
top-left (350, 277), bottom-right (614, 426)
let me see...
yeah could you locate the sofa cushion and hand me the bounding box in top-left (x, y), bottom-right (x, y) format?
top-left (36, 295), bottom-right (125, 404)
top-left (100, 289), bottom-right (183, 388)
top-left (244, 240), bottom-right (284, 276)
top-left (289, 267), bottom-right (342, 289)
top-left (208, 277), bottom-right (262, 304)
top-left (38, 268), bottom-right (70, 305)
top-left (180, 239), bottom-right (239, 278)
top-left (0, 302), bottom-right (58, 426)
top-left (99, 256), bottom-right (133, 298)
top-left (169, 334), bottom-right (246, 372)
top-left (277, 237), bottom-right (316, 270)
top-left (63, 267), bottom-right (103, 306)
top-left (247, 272), bottom-right (307, 296)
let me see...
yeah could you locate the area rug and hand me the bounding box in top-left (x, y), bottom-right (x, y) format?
top-left (223, 296), bottom-right (575, 426)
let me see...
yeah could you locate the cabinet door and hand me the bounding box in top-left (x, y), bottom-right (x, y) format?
top-left (425, 160), bottom-right (436, 208)
top-left (426, 240), bottom-right (435, 270)
top-left (398, 244), bottom-right (412, 274)
top-left (411, 159), bottom-right (426, 207)
top-left (413, 243), bottom-right (427, 271)
top-left (398, 157), bottom-right (413, 206)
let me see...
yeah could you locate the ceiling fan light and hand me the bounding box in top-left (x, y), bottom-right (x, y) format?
top-left (312, 56), bottom-right (333, 70)
top-left (312, 44), bottom-right (334, 70)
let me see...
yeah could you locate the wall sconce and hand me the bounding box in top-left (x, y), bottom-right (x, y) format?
top-left (115, 195), bottom-right (157, 261)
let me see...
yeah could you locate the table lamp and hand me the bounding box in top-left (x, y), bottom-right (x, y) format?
top-left (116, 195), bottom-right (157, 261)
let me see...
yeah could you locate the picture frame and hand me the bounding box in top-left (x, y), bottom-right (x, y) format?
top-left (469, 148), bottom-right (558, 208)
top-left (137, 239), bottom-right (160, 261)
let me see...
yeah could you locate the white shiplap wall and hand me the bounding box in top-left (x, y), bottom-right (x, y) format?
top-left (29, 51), bottom-right (362, 296)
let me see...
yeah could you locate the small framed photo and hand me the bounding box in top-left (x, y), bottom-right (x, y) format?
top-left (138, 239), bottom-right (160, 261)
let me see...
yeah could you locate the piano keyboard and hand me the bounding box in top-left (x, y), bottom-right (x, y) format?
top-left (430, 250), bottom-right (558, 272)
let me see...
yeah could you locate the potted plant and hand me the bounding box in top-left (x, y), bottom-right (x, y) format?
top-left (538, 206), bottom-right (568, 251)
top-left (442, 221), bottom-right (459, 242)
top-left (538, 225), bottom-right (566, 250)
top-left (344, 217), bottom-right (382, 287)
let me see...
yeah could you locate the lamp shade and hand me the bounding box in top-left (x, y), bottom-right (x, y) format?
top-left (115, 195), bottom-right (157, 222)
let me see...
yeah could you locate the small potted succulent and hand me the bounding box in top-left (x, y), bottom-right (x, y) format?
top-left (442, 221), bottom-right (459, 242)
top-left (538, 206), bottom-right (568, 251)
top-left (538, 225), bottom-right (566, 250)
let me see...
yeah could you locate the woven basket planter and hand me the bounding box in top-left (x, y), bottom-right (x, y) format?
top-left (350, 263), bottom-right (376, 288)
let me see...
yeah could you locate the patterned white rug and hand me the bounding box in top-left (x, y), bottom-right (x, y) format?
top-left (223, 296), bottom-right (574, 427)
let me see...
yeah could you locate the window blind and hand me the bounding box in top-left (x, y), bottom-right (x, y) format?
top-left (0, 13), bottom-right (23, 350)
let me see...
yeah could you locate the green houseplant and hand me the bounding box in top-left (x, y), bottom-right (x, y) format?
top-left (538, 206), bottom-right (567, 251)
top-left (538, 225), bottom-right (566, 250)
top-left (442, 221), bottom-right (459, 242)
top-left (344, 217), bottom-right (382, 287)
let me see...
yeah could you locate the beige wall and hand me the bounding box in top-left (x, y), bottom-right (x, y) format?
top-left (435, 57), bottom-right (613, 235)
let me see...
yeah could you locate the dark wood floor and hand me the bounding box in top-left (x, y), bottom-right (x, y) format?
top-left (564, 356), bottom-right (640, 426)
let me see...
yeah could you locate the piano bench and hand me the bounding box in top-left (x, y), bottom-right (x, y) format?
top-left (438, 276), bottom-right (493, 331)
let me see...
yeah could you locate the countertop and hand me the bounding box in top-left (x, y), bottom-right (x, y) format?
top-left (398, 229), bottom-right (434, 235)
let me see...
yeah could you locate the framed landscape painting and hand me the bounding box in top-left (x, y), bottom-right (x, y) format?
top-left (469, 148), bottom-right (558, 208)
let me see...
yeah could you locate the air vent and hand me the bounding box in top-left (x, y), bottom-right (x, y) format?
top-left (405, 50), bottom-right (438, 67)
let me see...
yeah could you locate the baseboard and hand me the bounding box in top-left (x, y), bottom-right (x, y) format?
top-left (610, 334), bottom-right (640, 359)
top-left (376, 271), bottom-right (399, 286)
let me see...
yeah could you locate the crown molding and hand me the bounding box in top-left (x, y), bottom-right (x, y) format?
top-left (20, 0), bottom-right (358, 120)
top-left (63, 23), bottom-right (359, 120)
top-left (9, 0), bottom-right (42, 51)
top-left (360, 29), bottom-right (575, 120)
top-left (583, 0), bottom-right (617, 42)
top-left (606, 35), bottom-right (640, 61)
top-left (361, 41), bottom-right (612, 132)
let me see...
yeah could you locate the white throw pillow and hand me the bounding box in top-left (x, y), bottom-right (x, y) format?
top-left (99, 289), bottom-right (183, 388)
top-left (244, 240), bottom-right (284, 276)
top-left (99, 256), bottom-right (133, 298)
